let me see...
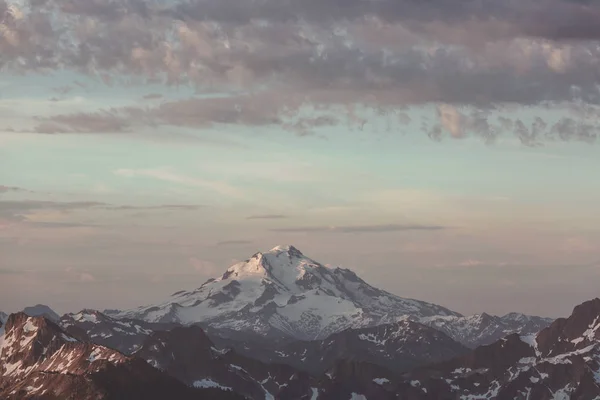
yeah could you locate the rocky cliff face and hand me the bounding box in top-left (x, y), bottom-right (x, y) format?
top-left (0, 313), bottom-right (243, 400)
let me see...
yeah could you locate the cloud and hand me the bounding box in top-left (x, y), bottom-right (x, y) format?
top-left (270, 223), bottom-right (448, 233)
top-left (114, 168), bottom-right (240, 196)
top-left (0, 199), bottom-right (207, 229)
top-left (24, 221), bottom-right (100, 229)
top-left (109, 204), bottom-right (205, 211)
top-left (0, 200), bottom-right (107, 216)
top-left (33, 111), bottom-right (131, 133)
top-left (0, 185), bottom-right (28, 193)
top-left (5, 0), bottom-right (600, 144)
top-left (0, 267), bottom-right (24, 275)
top-left (246, 214), bottom-right (288, 220)
top-left (215, 240), bottom-right (253, 246)
top-left (142, 93), bottom-right (163, 100)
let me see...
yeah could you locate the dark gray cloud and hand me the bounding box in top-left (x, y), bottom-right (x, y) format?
top-left (5, 0), bottom-right (600, 144)
top-left (270, 224), bottom-right (448, 233)
top-left (4, 0), bottom-right (600, 98)
top-left (426, 106), bottom-right (600, 145)
top-left (246, 214), bottom-right (288, 220)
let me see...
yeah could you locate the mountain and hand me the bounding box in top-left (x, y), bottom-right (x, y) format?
top-left (135, 324), bottom-right (318, 400)
top-left (219, 320), bottom-right (468, 375)
top-left (419, 312), bottom-right (554, 348)
top-left (22, 304), bottom-right (60, 323)
top-left (0, 313), bottom-right (244, 400)
top-left (0, 312), bottom-right (6, 350)
top-left (113, 245), bottom-right (460, 340)
top-left (60, 309), bottom-right (176, 354)
top-left (62, 309), bottom-right (467, 380)
top-left (388, 297), bottom-right (600, 399)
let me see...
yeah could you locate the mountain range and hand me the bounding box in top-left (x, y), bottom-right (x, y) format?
top-left (1, 244), bottom-right (579, 400)
top-left (2, 298), bottom-right (599, 399)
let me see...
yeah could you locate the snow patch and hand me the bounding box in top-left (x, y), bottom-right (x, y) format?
top-left (310, 388), bottom-right (319, 400)
top-left (349, 393), bottom-right (367, 400)
top-left (193, 379), bottom-right (232, 391)
top-left (373, 378), bottom-right (389, 385)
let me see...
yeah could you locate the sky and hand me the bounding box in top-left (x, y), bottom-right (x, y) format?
top-left (1, 0), bottom-right (600, 318)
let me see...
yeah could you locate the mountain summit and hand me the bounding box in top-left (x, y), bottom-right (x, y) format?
top-left (113, 245), bottom-right (459, 340)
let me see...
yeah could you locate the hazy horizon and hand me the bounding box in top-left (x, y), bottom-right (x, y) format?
top-left (2, 0), bottom-right (600, 319)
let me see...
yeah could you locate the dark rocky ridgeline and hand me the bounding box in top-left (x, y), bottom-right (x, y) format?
top-left (60, 309), bottom-right (177, 354)
top-left (420, 312), bottom-right (554, 348)
top-left (393, 298), bottom-right (600, 400)
top-left (22, 304), bottom-right (61, 323)
top-left (222, 320), bottom-right (469, 376)
top-left (135, 324), bottom-right (318, 400)
top-left (0, 311), bottom-right (7, 325)
top-left (0, 313), bottom-right (244, 400)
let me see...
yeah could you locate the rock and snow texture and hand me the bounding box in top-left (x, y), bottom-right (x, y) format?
top-left (396, 298), bottom-right (600, 399)
top-left (22, 304), bottom-right (60, 323)
top-left (0, 313), bottom-right (125, 380)
top-left (134, 325), bottom-right (317, 400)
top-left (60, 309), bottom-right (173, 354)
top-left (0, 313), bottom-right (244, 400)
top-left (239, 320), bottom-right (468, 375)
top-left (419, 311), bottom-right (554, 348)
top-left (115, 245), bottom-right (460, 340)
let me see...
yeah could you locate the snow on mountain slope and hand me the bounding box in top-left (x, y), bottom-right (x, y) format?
top-left (397, 298), bottom-right (600, 399)
top-left (60, 309), bottom-right (175, 354)
top-left (135, 325), bottom-right (317, 400)
top-left (419, 312), bottom-right (553, 348)
top-left (0, 313), bottom-right (244, 400)
top-left (114, 245), bottom-right (460, 340)
top-left (249, 320), bottom-right (469, 375)
top-left (307, 298), bottom-right (600, 400)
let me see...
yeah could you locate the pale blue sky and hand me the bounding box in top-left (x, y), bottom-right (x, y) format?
top-left (2, 0), bottom-right (600, 317)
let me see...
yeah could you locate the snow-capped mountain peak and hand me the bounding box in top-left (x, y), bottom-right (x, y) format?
top-left (114, 245), bottom-right (459, 340)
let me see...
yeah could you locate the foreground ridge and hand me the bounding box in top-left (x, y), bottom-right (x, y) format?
top-left (0, 313), bottom-right (243, 400)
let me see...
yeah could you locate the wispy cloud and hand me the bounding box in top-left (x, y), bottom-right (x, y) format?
top-left (0, 199), bottom-right (206, 227)
top-left (270, 224), bottom-right (448, 233)
top-left (33, 111), bottom-right (131, 134)
top-left (0, 185), bottom-right (29, 193)
top-left (110, 204), bottom-right (205, 211)
top-left (247, 214), bottom-right (288, 220)
top-left (142, 93), bottom-right (163, 100)
top-left (215, 240), bottom-right (253, 246)
top-left (114, 168), bottom-right (240, 197)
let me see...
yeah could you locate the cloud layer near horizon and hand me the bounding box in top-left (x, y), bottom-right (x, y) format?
top-left (3, 0), bottom-right (600, 143)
